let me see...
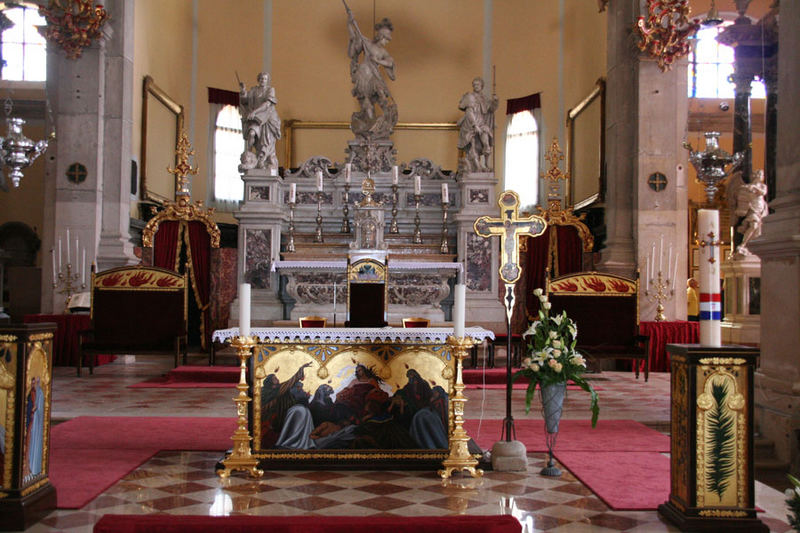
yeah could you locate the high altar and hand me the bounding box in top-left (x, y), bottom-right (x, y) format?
top-left (213, 326), bottom-right (494, 468)
top-left (230, 5), bottom-right (506, 329)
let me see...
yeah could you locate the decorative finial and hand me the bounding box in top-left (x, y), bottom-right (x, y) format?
top-left (168, 130), bottom-right (199, 198)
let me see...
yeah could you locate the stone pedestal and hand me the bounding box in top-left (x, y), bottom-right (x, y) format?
top-left (0, 324), bottom-right (57, 531)
top-left (659, 344), bottom-right (767, 533)
top-left (721, 254), bottom-right (761, 346)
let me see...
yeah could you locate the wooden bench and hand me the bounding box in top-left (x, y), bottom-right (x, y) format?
top-left (546, 270), bottom-right (650, 381)
top-left (79, 266), bottom-right (188, 376)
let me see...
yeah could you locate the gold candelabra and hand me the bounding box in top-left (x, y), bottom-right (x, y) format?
top-left (645, 270), bottom-right (674, 322)
top-left (218, 335), bottom-right (264, 479)
top-left (439, 335), bottom-right (483, 480)
top-left (53, 262), bottom-right (85, 313)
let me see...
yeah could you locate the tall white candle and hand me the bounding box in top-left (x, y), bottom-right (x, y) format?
top-left (289, 183), bottom-right (296, 203)
top-left (316, 170), bottom-right (323, 191)
top-left (414, 175), bottom-right (421, 195)
top-left (66, 229), bottom-right (70, 264)
top-left (239, 283), bottom-right (251, 337)
top-left (667, 245), bottom-right (673, 281)
top-left (697, 209), bottom-right (721, 347)
top-left (58, 239), bottom-right (62, 267)
top-left (51, 249), bottom-right (56, 284)
top-left (392, 165), bottom-right (399, 185)
top-left (453, 284), bottom-right (466, 338)
top-left (441, 183), bottom-right (448, 203)
top-left (75, 238), bottom-right (79, 264)
top-left (82, 248), bottom-right (86, 285)
top-left (650, 243), bottom-right (655, 279)
top-left (658, 235), bottom-right (663, 274)
top-left (645, 256), bottom-right (650, 292)
top-left (344, 163), bottom-right (351, 184)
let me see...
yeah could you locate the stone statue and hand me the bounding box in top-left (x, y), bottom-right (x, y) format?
top-left (458, 77), bottom-right (498, 172)
top-left (731, 169), bottom-right (768, 256)
top-left (239, 72), bottom-right (281, 171)
top-left (344, 1), bottom-right (397, 141)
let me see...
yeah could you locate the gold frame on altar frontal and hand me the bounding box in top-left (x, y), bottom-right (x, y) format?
top-left (249, 341), bottom-right (456, 466)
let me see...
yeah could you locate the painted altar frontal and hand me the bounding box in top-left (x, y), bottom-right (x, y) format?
top-left (213, 326), bottom-right (493, 467)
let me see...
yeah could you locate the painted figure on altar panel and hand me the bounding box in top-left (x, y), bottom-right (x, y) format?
top-left (458, 77), bottom-right (499, 172)
top-left (257, 360), bottom-right (449, 451)
top-left (345, 1), bottom-right (397, 140)
top-left (22, 347), bottom-right (47, 482)
top-left (239, 72), bottom-right (282, 171)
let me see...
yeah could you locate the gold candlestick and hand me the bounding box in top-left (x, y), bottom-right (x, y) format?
top-left (439, 335), bottom-right (483, 480)
top-left (412, 193), bottom-right (423, 244)
top-left (54, 263), bottom-right (85, 313)
top-left (217, 335), bottom-right (264, 479)
top-left (440, 201), bottom-right (450, 253)
top-left (645, 270), bottom-right (674, 322)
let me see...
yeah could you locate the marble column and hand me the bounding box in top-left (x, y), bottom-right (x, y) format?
top-left (730, 71), bottom-right (753, 184)
top-left (749, 1), bottom-right (800, 473)
top-left (42, 0), bottom-right (135, 313)
top-left (604, 1), bottom-right (688, 321)
top-left (597, 0), bottom-right (637, 277)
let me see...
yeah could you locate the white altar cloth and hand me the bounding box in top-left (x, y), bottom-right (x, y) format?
top-left (271, 260), bottom-right (463, 273)
top-left (212, 326), bottom-right (493, 344)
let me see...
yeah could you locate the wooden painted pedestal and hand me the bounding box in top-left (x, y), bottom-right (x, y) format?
top-left (0, 324), bottom-right (57, 531)
top-left (658, 344), bottom-right (768, 532)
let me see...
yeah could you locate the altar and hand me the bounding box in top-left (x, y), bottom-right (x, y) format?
top-left (212, 326), bottom-right (494, 468)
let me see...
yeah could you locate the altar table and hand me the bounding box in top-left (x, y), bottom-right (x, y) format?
top-left (213, 326), bottom-right (494, 469)
top-left (639, 321), bottom-right (699, 372)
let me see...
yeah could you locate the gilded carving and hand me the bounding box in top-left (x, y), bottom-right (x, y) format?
top-left (696, 366), bottom-right (747, 508)
top-left (699, 357), bottom-right (746, 366)
top-left (671, 360), bottom-right (689, 505)
top-left (1, 342), bottom-right (17, 490)
top-left (698, 509), bottom-right (747, 518)
top-left (28, 333), bottom-right (53, 342)
top-left (0, 335), bottom-right (16, 342)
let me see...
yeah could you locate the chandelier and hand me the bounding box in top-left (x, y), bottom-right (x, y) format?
top-left (684, 132), bottom-right (744, 204)
top-left (636, 0), bottom-right (699, 72)
top-left (0, 99), bottom-right (51, 191)
top-left (39, 0), bottom-right (109, 60)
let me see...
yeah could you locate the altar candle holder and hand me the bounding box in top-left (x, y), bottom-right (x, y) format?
top-left (440, 201), bottom-right (450, 253)
top-left (53, 259), bottom-right (85, 313)
top-left (287, 200), bottom-right (296, 253)
top-left (217, 335), bottom-right (264, 479)
top-left (340, 182), bottom-right (351, 233)
top-left (412, 193), bottom-right (423, 244)
top-left (314, 191), bottom-right (324, 243)
top-left (439, 335), bottom-right (483, 480)
top-left (644, 270), bottom-right (674, 322)
top-left (389, 182), bottom-right (399, 234)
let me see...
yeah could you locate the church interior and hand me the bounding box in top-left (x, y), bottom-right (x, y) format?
top-left (0, 0), bottom-right (799, 531)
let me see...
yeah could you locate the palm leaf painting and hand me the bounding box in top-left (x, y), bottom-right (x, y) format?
top-left (706, 380), bottom-right (736, 501)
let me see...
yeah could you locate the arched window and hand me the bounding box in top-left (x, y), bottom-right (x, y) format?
top-left (1, 3), bottom-right (46, 81)
top-left (503, 110), bottom-right (538, 210)
top-left (211, 104), bottom-right (245, 208)
top-left (688, 21), bottom-right (765, 99)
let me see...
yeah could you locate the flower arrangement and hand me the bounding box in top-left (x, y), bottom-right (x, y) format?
top-left (513, 288), bottom-right (599, 427)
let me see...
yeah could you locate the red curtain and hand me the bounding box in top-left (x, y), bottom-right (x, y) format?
top-left (186, 221), bottom-right (212, 349)
top-left (153, 221), bottom-right (181, 271)
top-left (556, 225), bottom-right (584, 276)
top-left (524, 229), bottom-right (552, 320)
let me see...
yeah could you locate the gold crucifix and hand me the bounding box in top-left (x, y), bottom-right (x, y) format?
top-left (474, 190), bottom-right (547, 285)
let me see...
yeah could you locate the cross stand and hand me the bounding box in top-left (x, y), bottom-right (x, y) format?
top-left (474, 190), bottom-right (547, 469)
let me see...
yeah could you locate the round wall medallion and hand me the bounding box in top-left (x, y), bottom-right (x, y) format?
top-left (66, 162), bottom-right (88, 184)
top-left (647, 172), bottom-right (668, 192)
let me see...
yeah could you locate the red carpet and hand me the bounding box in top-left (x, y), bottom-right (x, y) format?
top-left (465, 383), bottom-right (602, 391)
top-left (553, 451), bottom-right (670, 510)
top-left (463, 419), bottom-right (669, 453)
top-left (128, 365), bottom-right (238, 388)
top-left (50, 416), bottom-right (236, 508)
top-left (93, 514), bottom-right (523, 533)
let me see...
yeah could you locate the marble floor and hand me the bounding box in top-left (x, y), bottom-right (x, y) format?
top-left (24, 353), bottom-right (793, 532)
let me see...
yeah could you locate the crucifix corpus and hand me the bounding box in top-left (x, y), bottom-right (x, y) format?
top-left (474, 190), bottom-right (547, 442)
